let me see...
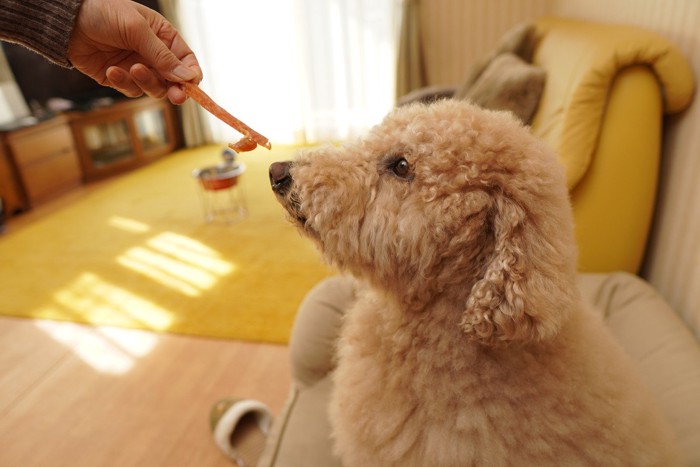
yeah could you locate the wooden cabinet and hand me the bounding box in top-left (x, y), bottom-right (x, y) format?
top-left (0, 143), bottom-right (28, 215)
top-left (0, 97), bottom-right (181, 211)
top-left (69, 97), bottom-right (181, 181)
top-left (1, 115), bottom-right (80, 208)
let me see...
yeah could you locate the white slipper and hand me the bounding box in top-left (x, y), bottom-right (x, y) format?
top-left (210, 398), bottom-right (272, 466)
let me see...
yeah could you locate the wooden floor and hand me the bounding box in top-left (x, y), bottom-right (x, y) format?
top-left (0, 316), bottom-right (291, 467)
top-left (0, 159), bottom-right (292, 466)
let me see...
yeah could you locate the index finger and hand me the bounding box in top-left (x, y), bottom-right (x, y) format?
top-left (133, 3), bottom-right (203, 83)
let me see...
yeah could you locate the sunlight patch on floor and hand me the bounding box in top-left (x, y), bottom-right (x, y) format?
top-left (52, 272), bottom-right (174, 330)
top-left (30, 222), bottom-right (237, 374)
top-left (116, 232), bottom-right (235, 296)
top-left (148, 232), bottom-right (234, 276)
top-left (34, 320), bottom-right (158, 375)
top-left (108, 215), bottom-right (151, 233)
top-left (33, 271), bottom-right (172, 374)
top-left (117, 247), bottom-right (207, 297)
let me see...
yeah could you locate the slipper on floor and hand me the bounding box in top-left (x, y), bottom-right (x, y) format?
top-left (210, 398), bottom-right (272, 466)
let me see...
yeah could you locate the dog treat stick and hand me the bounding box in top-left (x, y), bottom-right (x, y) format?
top-left (181, 82), bottom-right (272, 151)
top-left (228, 137), bottom-right (257, 153)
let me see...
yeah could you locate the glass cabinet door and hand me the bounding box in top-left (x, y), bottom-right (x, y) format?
top-left (71, 97), bottom-right (178, 181)
top-left (135, 108), bottom-right (168, 153)
top-left (82, 120), bottom-right (132, 168)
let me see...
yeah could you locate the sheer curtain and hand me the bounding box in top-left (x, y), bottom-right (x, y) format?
top-left (173, 0), bottom-right (400, 145)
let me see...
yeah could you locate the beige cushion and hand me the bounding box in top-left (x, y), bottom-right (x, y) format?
top-left (461, 22), bottom-right (540, 91)
top-left (455, 53), bottom-right (546, 125)
top-left (258, 378), bottom-right (340, 467)
top-left (396, 24), bottom-right (544, 123)
top-left (261, 273), bottom-right (700, 466)
top-left (258, 276), bottom-right (354, 467)
top-left (578, 272), bottom-right (700, 466)
top-left (287, 276), bottom-right (356, 389)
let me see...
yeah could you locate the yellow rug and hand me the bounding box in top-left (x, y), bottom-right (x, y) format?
top-left (0, 145), bottom-right (333, 344)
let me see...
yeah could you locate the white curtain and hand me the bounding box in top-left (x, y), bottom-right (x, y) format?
top-left (175, 0), bottom-right (400, 145)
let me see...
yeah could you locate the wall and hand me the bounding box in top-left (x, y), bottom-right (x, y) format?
top-left (419, 0), bottom-right (552, 86)
top-left (419, 0), bottom-right (700, 330)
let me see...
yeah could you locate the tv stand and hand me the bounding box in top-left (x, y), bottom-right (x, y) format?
top-left (0, 97), bottom-right (181, 213)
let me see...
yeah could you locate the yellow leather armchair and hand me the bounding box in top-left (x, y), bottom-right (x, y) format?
top-left (531, 17), bottom-right (694, 273)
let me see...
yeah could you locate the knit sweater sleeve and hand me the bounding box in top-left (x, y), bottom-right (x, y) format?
top-left (0, 0), bottom-right (84, 67)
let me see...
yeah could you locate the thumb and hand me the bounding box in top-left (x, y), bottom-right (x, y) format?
top-left (134, 28), bottom-right (198, 82)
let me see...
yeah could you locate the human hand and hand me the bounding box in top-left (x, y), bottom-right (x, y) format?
top-left (67, 0), bottom-right (201, 105)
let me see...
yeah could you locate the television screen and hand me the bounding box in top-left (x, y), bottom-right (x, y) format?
top-left (2, 41), bottom-right (124, 109)
top-left (1, 0), bottom-right (162, 111)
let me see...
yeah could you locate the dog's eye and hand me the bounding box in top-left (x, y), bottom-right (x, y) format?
top-left (390, 157), bottom-right (412, 179)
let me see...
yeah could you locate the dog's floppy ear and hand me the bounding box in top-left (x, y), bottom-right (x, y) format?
top-left (461, 193), bottom-right (576, 345)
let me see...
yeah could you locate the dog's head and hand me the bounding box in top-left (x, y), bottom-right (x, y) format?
top-left (270, 100), bottom-right (578, 345)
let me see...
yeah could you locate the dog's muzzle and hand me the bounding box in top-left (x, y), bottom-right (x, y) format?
top-left (269, 161), bottom-right (292, 195)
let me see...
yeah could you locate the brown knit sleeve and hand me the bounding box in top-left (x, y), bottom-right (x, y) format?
top-left (0, 0), bottom-right (84, 67)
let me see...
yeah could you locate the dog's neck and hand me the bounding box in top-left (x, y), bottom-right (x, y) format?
top-left (359, 228), bottom-right (495, 314)
top-left (363, 281), bottom-right (475, 336)
top-left (349, 285), bottom-right (487, 373)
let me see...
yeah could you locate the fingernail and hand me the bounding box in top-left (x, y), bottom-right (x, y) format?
top-left (173, 65), bottom-right (197, 81)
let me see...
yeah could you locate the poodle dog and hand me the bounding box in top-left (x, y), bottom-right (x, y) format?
top-left (269, 100), bottom-right (679, 466)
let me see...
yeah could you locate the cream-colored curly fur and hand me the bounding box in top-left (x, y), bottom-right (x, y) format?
top-left (271, 100), bottom-right (679, 466)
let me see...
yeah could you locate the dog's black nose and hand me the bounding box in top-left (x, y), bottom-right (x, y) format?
top-left (269, 161), bottom-right (292, 194)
